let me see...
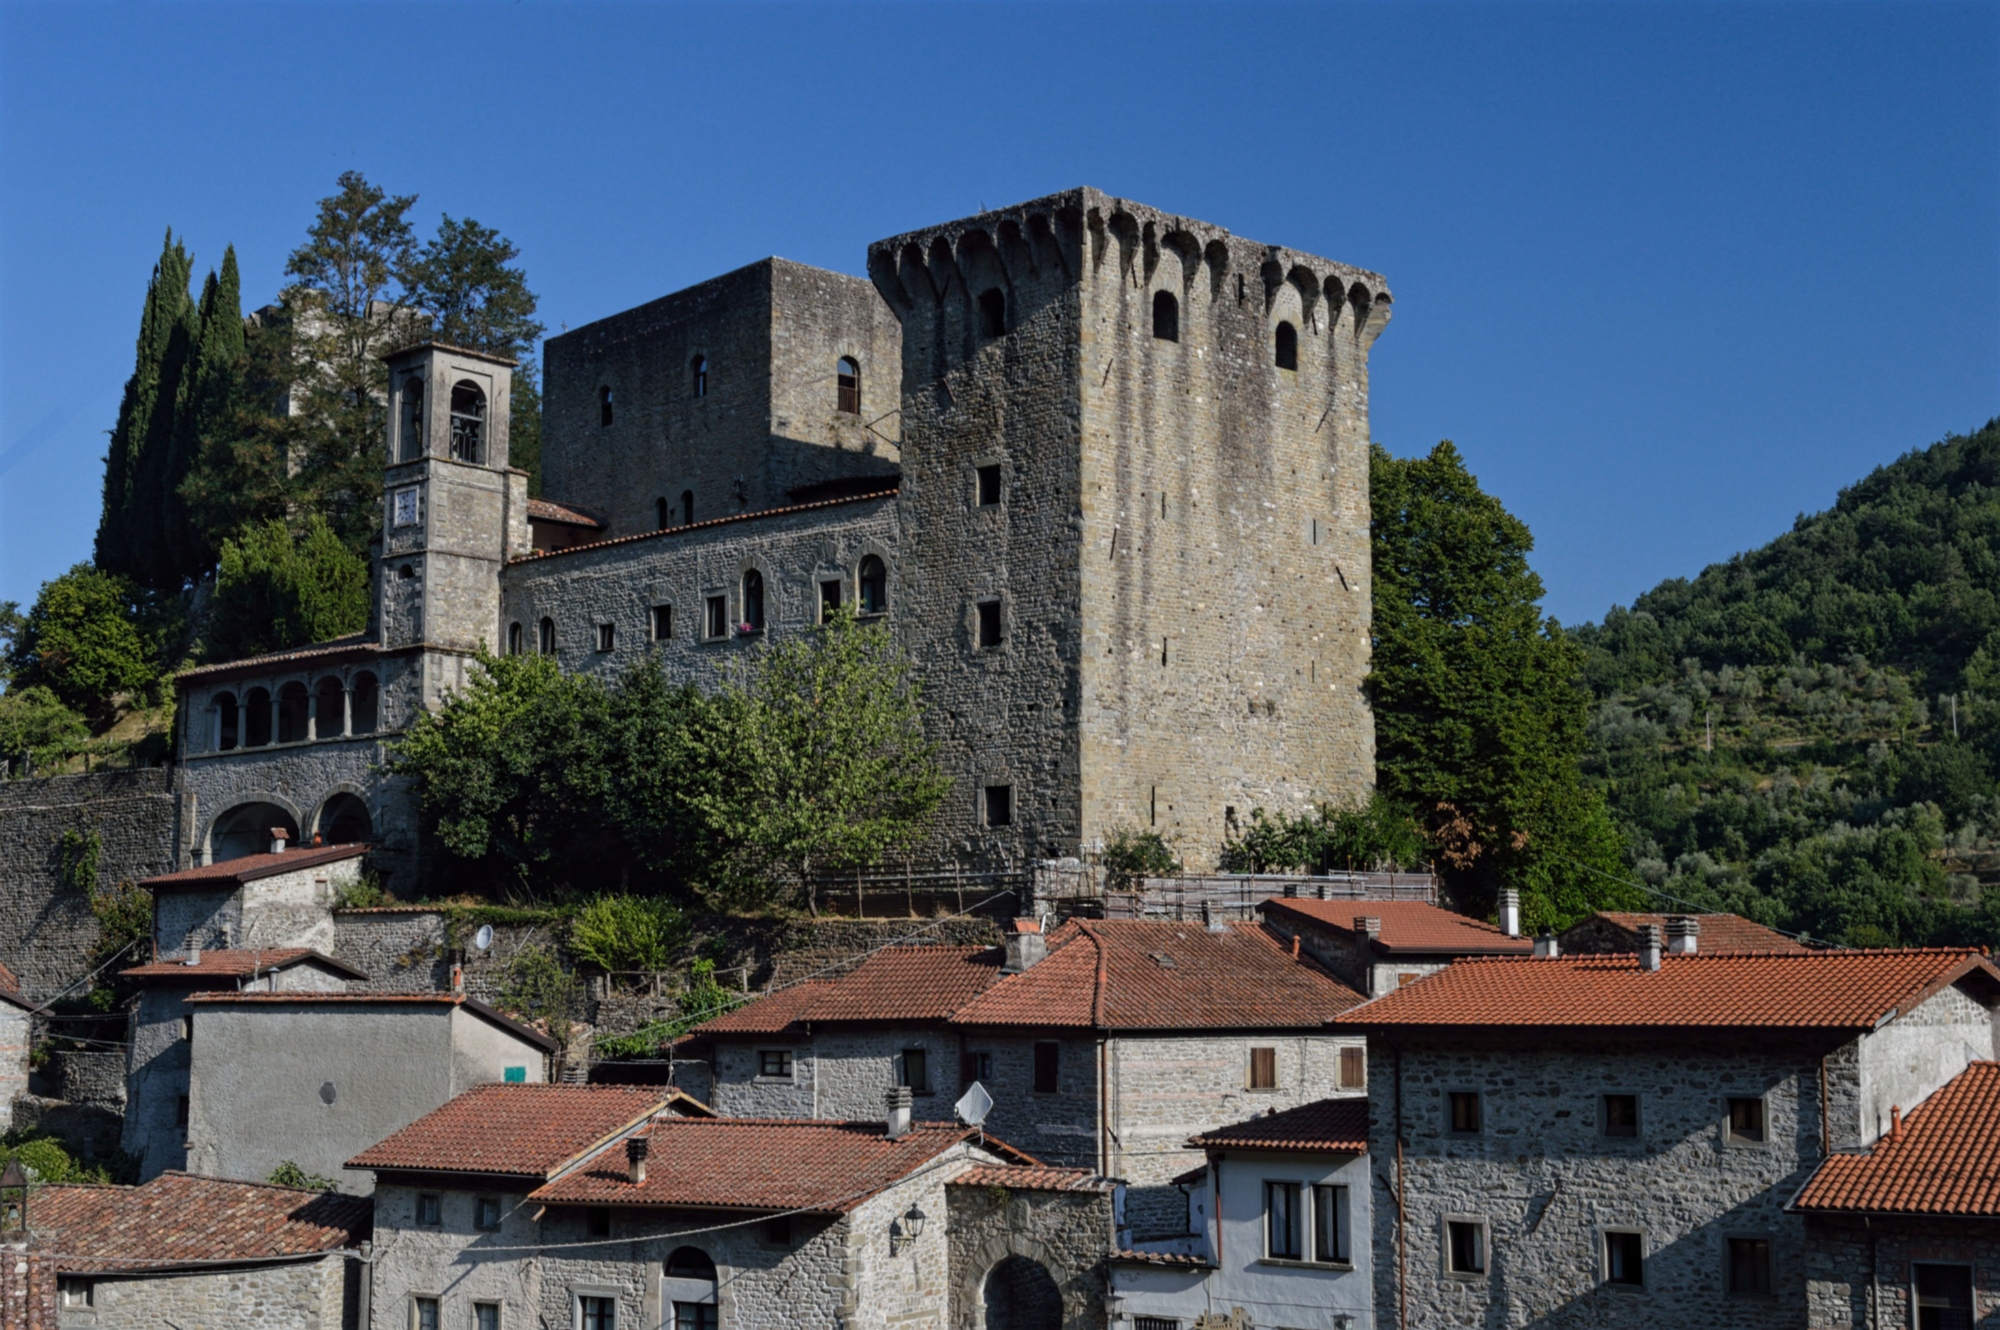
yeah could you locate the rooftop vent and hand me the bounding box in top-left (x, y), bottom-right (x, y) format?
top-left (1638, 923), bottom-right (1663, 972)
top-left (1002, 917), bottom-right (1046, 974)
top-left (184, 932), bottom-right (202, 967)
top-left (269, 827), bottom-right (288, 854)
top-left (1499, 889), bottom-right (1520, 938)
top-left (1354, 916), bottom-right (1383, 944)
top-left (1666, 916), bottom-right (1700, 955)
top-left (886, 1086), bottom-right (913, 1140)
top-left (1533, 928), bottom-right (1560, 960)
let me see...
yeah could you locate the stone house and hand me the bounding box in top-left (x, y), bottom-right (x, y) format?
top-left (171, 189), bottom-right (1392, 887)
top-left (182, 990), bottom-right (557, 1194)
top-left (685, 916), bottom-right (1368, 1239)
top-left (1335, 943), bottom-right (2000, 1329)
top-left (1257, 896), bottom-right (1532, 998)
top-left (1793, 1058), bottom-right (2000, 1328)
top-left (142, 841), bottom-right (370, 958)
top-left (0, 961), bottom-right (38, 1131)
top-left (29, 1170), bottom-right (370, 1329)
top-left (1111, 1097), bottom-right (1374, 1330)
top-left (352, 1081), bottom-right (1112, 1330)
top-left (1557, 910), bottom-right (1805, 956)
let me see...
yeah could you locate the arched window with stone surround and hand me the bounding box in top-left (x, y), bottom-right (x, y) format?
top-left (449, 381), bottom-right (487, 463)
top-left (1153, 290), bottom-right (1179, 341)
top-left (350, 673), bottom-right (379, 735)
top-left (1275, 321), bottom-right (1298, 371)
top-left (858, 555), bottom-right (887, 615)
top-left (664, 1247), bottom-right (717, 1326)
top-left (837, 357), bottom-right (861, 414)
top-left (539, 618), bottom-right (556, 655)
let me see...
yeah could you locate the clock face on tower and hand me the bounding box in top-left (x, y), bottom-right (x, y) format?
top-left (392, 487), bottom-right (421, 528)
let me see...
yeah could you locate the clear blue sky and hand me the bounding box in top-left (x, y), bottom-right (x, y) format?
top-left (2, 1), bottom-right (1994, 626)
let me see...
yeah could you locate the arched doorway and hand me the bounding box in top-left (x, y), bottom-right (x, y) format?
top-left (208, 802), bottom-right (299, 863)
top-left (663, 1245), bottom-right (718, 1330)
top-left (982, 1254), bottom-right (1061, 1330)
top-left (315, 794), bottom-right (371, 846)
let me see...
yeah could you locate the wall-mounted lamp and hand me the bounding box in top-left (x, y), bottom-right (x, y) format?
top-left (890, 1202), bottom-right (928, 1254)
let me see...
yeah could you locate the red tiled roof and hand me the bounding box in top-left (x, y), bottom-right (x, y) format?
top-left (182, 991), bottom-right (560, 1050)
top-left (948, 920), bottom-right (1365, 1030)
top-left (141, 844), bottom-right (369, 890)
top-left (32, 1172), bottom-right (369, 1274)
top-left (121, 947), bottom-right (367, 982)
top-left (949, 1165), bottom-right (1112, 1193)
top-left (529, 1119), bottom-right (987, 1213)
top-left (1795, 1062), bottom-right (2000, 1215)
top-left (350, 1084), bottom-right (673, 1179)
top-left (527, 497), bottom-right (605, 528)
top-left (1262, 898), bottom-right (1531, 956)
top-left (1577, 912), bottom-right (1807, 954)
top-left (509, 489), bottom-right (898, 565)
top-left (1335, 949), bottom-right (2000, 1032)
top-left (1187, 1097), bottom-right (1369, 1152)
top-left (696, 947), bottom-right (1003, 1035)
top-left (176, 634), bottom-right (380, 681)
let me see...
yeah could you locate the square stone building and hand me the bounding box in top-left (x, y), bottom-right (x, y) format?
top-left (172, 190), bottom-right (1391, 885)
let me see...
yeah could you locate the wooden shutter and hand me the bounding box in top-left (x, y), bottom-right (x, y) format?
top-left (1340, 1046), bottom-right (1366, 1089)
top-left (1250, 1046), bottom-right (1277, 1089)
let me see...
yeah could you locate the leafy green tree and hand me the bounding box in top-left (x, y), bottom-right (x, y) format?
top-left (205, 516), bottom-right (370, 662)
top-left (568, 895), bottom-right (690, 973)
top-left (1369, 442), bottom-right (1633, 927)
top-left (7, 566), bottom-right (156, 721)
top-left (1218, 794), bottom-right (1427, 875)
top-left (0, 687), bottom-right (89, 769)
top-left (1100, 827), bottom-right (1181, 891)
top-left (178, 311), bottom-right (302, 555)
top-left (97, 232), bottom-right (195, 581)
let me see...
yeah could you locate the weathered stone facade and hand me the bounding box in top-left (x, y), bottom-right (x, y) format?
top-left (945, 1175), bottom-right (1114, 1330)
top-left (49, 1255), bottom-right (354, 1330)
top-left (1803, 1214), bottom-right (2000, 1328)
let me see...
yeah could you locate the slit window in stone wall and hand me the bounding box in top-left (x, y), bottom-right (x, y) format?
top-left (858, 555), bottom-right (887, 614)
top-left (215, 692), bottom-right (238, 751)
top-left (652, 605), bottom-right (673, 641)
top-left (539, 618), bottom-right (556, 655)
top-left (977, 288), bottom-right (1007, 338)
top-left (976, 464), bottom-right (1001, 507)
top-left (1032, 1040), bottom-right (1059, 1094)
top-left (449, 381), bottom-right (486, 463)
top-left (977, 599), bottom-right (1002, 649)
top-left (596, 623), bottom-right (616, 653)
top-left (1275, 321), bottom-right (1298, 371)
top-left (400, 378), bottom-right (424, 461)
top-left (1264, 1181), bottom-right (1302, 1259)
top-left (1449, 1091), bottom-right (1481, 1134)
top-left (350, 673), bottom-right (379, 734)
top-left (599, 386), bottom-right (614, 427)
top-left (691, 356), bottom-right (708, 398)
top-left (656, 498), bottom-right (669, 530)
top-left (1152, 290), bottom-right (1179, 341)
top-left (705, 596), bottom-right (728, 641)
top-left (837, 357), bottom-right (861, 414)
top-left (741, 570), bottom-right (765, 631)
top-left (682, 490), bottom-right (696, 525)
top-left (509, 622), bottom-right (523, 655)
top-left (244, 687), bottom-right (272, 747)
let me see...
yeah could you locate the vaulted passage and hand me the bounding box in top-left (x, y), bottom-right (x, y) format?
top-left (981, 1255), bottom-right (1060, 1330)
top-left (209, 802), bottom-right (298, 863)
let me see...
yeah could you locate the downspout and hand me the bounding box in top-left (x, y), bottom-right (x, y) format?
top-left (1820, 1056), bottom-right (1830, 1156)
top-left (1868, 1216), bottom-right (1879, 1330)
top-left (1396, 1042), bottom-right (1407, 1330)
top-left (1098, 1036), bottom-right (1110, 1176)
top-left (356, 1241), bottom-right (373, 1329)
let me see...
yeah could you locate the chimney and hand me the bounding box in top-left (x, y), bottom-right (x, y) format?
top-left (1498, 889), bottom-right (1521, 938)
top-left (1533, 928), bottom-right (1561, 960)
top-left (1202, 900), bottom-right (1226, 934)
top-left (269, 827), bottom-right (288, 854)
top-left (184, 932), bottom-right (203, 967)
top-left (1638, 923), bottom-right (1663, 972)
top-left (1354, 916), bottom-right (1383, 947)
top-left (1891, 1105), bottom-right (1902, 1141)
top-left (886, 1086), bottom-right (913, 1140)
top-left (1001, 918), bottom-right (1046, 974)
top-left (450, 964), bottom-right (465, 994)
top-left (1666, 916), bottom-right (1700, 955)
top-left (626, 1135), bottom-right (649, 1185)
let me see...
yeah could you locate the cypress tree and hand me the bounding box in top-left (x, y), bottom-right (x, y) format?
top-left (96, 231), bottom-right (192, 577)
top-left (125, 253), bottom-right (198, 588)
top-left (165, 247), bottom-right (246, 579)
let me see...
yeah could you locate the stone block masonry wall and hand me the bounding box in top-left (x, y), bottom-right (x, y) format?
top-left (1805, 1215), bottom-right (2000, 1328)
top-left (52, 1255), bottom-right (352, 1330)
top-left (0, 770), bottom-right (178, 1002)
top-left (946, 1180), bottom-right (1113, 1330)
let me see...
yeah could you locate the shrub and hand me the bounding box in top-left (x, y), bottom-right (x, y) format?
top-left (495, 943), bottom-right (581, 1042)
top-left (268, 1160), bottom-right (338, 1190)
top-left (0, 1131), bottom-right (124, 1184)
top-left (0, 686), bottom-right (90, 769)
top-left (568, 895), bottom-right (689, 974)
top-left (1100, 826), bottom-right (1180, 891)
top-left (593, 957), bottom-right (743, 1059)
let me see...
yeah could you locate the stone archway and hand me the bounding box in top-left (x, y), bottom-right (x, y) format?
top-left (312, 792), bottom-right (372, 846)
top-left (205, 800), bottom-right (301, 863)
top-left (981, 1254), bottom-right (1061, 1330)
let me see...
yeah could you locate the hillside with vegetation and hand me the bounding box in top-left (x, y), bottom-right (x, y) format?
top-left (1577, 416), bottom-right (2000, 947)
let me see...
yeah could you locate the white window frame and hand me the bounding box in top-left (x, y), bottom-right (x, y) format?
top-left (572, 1288), bottom-right (621, 1330)
top-left (1600, 1226), bottom-right (1648, 1289)
top-left (1442, 1214), bottom-right (1488, 1279)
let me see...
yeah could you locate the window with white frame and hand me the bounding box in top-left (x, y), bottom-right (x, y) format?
top-left (413, 1295), bottom-right (441, 1330)
top-left (1313, 1184), bottom-right (1351, 1263)
top-left (578, 1295), bottom-right (616, 1330)
top-left (474, 1303), bottom-right (502, 1330)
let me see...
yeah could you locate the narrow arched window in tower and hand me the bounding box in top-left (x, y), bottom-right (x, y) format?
top-left (682, 490), bottom-right (695, 525)
top-left (742, 569), bottom-right (765, 632)
top-left (449, 381), bottom-right (487, 463)
top-left (858, 555), bottom-right (887, 615)
top-left (539, 617), bottom-right (556, 655)
top-left (656, 498), bottom-right (669, 531)
top-left (599, 386), bottom-right (614, 427)
top-left (508, 622), bottom-right (523, 656)
top-left (977, 289), bottom-right (1007, 338)
top-left (691, 356), bottom-right (708, 398)
top-left (837, 357), bottom-right (861, 415)
top-left (1275, 322), bottom-right (1298, 371)
top-left (1153, 291), bottom-right (1179, 342)
top-left (400, 377), bottom-right (425, 461)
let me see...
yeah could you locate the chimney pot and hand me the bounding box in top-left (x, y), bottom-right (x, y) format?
top-left (1890, 1105), bottom-right (1902, 1140)
top-left (626, 1135), bottom-right (649, 1184)
top-left (1666, 916), bottom-right (1700, 955)
top-left (1638, 923), bottom-right (1663, 972)
top-left (184, 932), bottom-right (203, 966)
top-left (1498, 889), bottom-right (1521, 938)
top-left (450, 964), bottom-right (465, 994)
top-left (1533, 928), bottom-right (1560, 960)
top-left (1354, 916), bottom-right (1383, 943)
top-left (269, 827), bottom-right (288, 854)
top-left (1001, 918), bottom-right (1047, 974)
top-left (886, 1086), bottom-right (913, 1140)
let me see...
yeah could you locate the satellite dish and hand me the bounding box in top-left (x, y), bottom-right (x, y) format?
top-left (955, 1081), bottom-right (994, 1129)
top-left (473, 925), bottom-right (494, 952)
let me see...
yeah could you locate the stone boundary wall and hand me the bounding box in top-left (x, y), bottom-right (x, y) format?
top-left (0, 770), bottom-right (179, 1001)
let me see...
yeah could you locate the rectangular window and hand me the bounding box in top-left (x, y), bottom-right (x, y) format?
top-left (475, 1304), bottom-right (501, 1330)
top-left (596, 623), bottom-right (615, 652)
top-left (820, 580), bottom-right (842, 623)
top-left (1033, 1040), bottom-right (1060, 1094)
top-left (587, 1208), bottom-right (612, 1238)
top-left (1313, 1184), bottom-right (1350, 1263)
top-left (504, 1065), bottom-right (526, 1084)
top-left (977, 599), bottom-right (1003, 649)
top-left (1728, 1237), bottom-right (1773, 1296)
top-left (1727, 1096), bottom-right (1766, 1143)
top-left (652, 605), bottom-right (673, 641)
top-left (962, 1050), bottom-right (993, 1082)
top-left (580, 1296), bottom-right (617, 1330)
top-left (672, 1305), bottom-right (716, 1330)
top-left (1446, 1220), bottom-right (1486, 1276)
top-left (1914, 1262), bottom-right (1974, 1327)
top-left (176, 1094), bottom-right (190, 1127)
top-left (1264, 1181), bottom-right (1302, 1259)
top-left (759, 1049), bottom-right (793, 1079)
top-left (182, 1014), bottom-right (193, 1042)
top-left (976, 463), bottom-right (1002, 507)
top-left (984, 784), bottom-right (1013, 828)
top-left (58, 1279), bottom-right (91, 1308)
top-left (1339, 1046), bottom-right (1366, 1090)
top-left (414, 1296), bottom-right (441, 1330)
top-left (901, 1048), bottom-right (930, 1094)
top-left (705, 595), bottom-right (728, 640)
top-left (415, 1192), bottom-right (441, 1226)
top-left (1133, 1320), bottom-right (1181, 1330)
top-left (1248, 1046), bottom-right (1277, 1090)
top-left (1604, 1230), bottom-right (1645, 1286)
top-left (1449, 1091), bottom-right (1482, 1134)
top-left (476, 1196), bottom-right (502, 1230)
top-left (1603, 1094), bottom-right (1639, 1138)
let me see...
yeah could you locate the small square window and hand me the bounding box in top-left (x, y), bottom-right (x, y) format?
top-left (1446, 1219), bottom-right (1486, 1276)
top-left (1727, 1096), bottom-right (1766, 1143)
top-left (820, 580), bottom-right (842, 623)
top-left (1728, 1236), bottom-right (1773, 1296)
top-left (59, 1278), bottom-right (91, 1309)
top-left (759, 1049), bottom-right (793, 1079)
top-left (596, 623), bottom-right (615, 653)
top-left (1448, 1091), bottom-right (1482, 1134)
top-left (1914, 1262), bottom-right (1974, 1324)
top-left (476, 1195), bottom-right (502, 1230)
top-left (1603, 1094), bottom-right (1639, 1138)
top-left (652, 605), bottom-right (673, 641)
top-left (1339, 1046), bottom-right (1366, 1089)
top-left (1604, 1230), bottom-right (1645, 1286)
top-left (414, 1295), bottom-right (441, 1330)
top-left (705, 595), bottom-right (728, 640)
top-left (976, 599), bottom-right (1003, 649)
top-left (587, 1207), bottom-right (613, 1238)
top-left (976, 464), bottom-right (1002, 507)
top-left (901, 1048), bottom-right (930, 1094)
top-left (1248, 1046), bottom-right (1277, 1090)
top-left (415, 1192), bottom-right (442, 1226)
top-left (1264, 1180), bottom-right (1302, 1259)
top-left (984, 784), bottom-right (1013, 828)
top-left (1032, 1040), bottom-right (1060, 1094)
top-left (475, 1303), bottom-right (502, 1330)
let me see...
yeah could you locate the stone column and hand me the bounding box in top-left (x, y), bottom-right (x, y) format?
top-left (306, 691), bottom-right (319, 743)
top-left (342, 684), bottom-right (353, 738)
top-left (270, 693), bottom-right (281, 746)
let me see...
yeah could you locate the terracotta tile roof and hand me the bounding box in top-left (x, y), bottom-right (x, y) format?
top-left (527, 497), bottom-right (605, 528)
top-left (121, 947), bottom-right (367, 982)
top-left (350, 1084), bottom-right (674, 1179)
top-left (176, 634), bottom-right (379, 681)
top-left (1187, 1097), bottom-right (1369, 1152)
top-left (1572, 912), bottom-right (1807, 954)
top-left (182, 991), bottom-right (560, 1051)
top-left (1110, 1248), bottom-right (1214, 1268)
top-left (1794, 1062), bottom-right (2000, 1215)
top-left (949, 1165), bottom-right (1112, 1193)
top-left (947, 920), bottom-right (1366, 1030)
top-left (32, 1172), bottom-right (369, 1274)
top-left (1335, 948), bottom-right (2000, 1032)
top-left (528, 1119), bottom-right (986, 1213)
top-left (1261, 898), bottom-right (1532, 955)
top-left (509, 488), bottom-right (898, 566)
top-left (140, 844), bottom-right (369, 890)
top-left (695, 947), bottom-right (1003, 1035)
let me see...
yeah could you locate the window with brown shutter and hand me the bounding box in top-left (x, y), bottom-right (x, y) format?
top-left (1339, 1046), bottom-right (1366, 1089)
top-left (1249, 1046), bottom-right (1277, 1090)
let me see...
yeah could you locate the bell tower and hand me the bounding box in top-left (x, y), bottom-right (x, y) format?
top-left (379, 343), bottom-right (531, 656)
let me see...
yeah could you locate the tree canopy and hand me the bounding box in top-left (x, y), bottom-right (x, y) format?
top-left (205, 516), bottom-right (371, 663)
top-left (6, 566), bottom-right (158, 721)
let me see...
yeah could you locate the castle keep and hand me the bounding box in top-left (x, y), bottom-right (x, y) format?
top-left (171, 189), bottom-right (1392, 883)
